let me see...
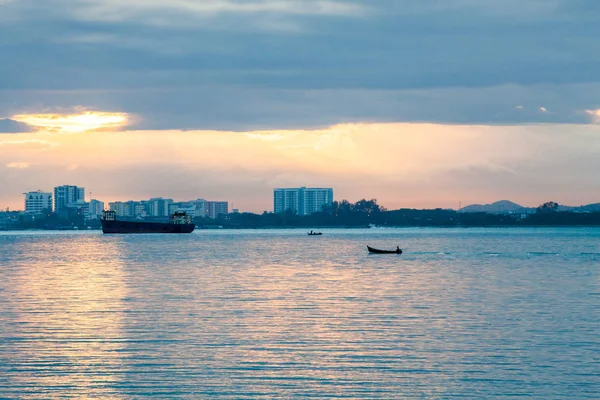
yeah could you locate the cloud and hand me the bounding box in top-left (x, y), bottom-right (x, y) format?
top-left (10, 111), bottom-right (130, 133)
top-left (0, 139), bottom-right (58, 148)
top-left (246, 132), bottom-right (285, 141)
top-left (1, 122), bottom-right (599, 211)
top-left (6, 162), bottom-right (30, 169)
top-left (2, 1), bottom-right (600, 129)
top-left (70, 0), bottom-right (366, 22)
top-left (585, 109), bottom-right (600, 123)
top-left (0, 118), bottom-right (33, 133)
top-left (1, 0), bottom-right (365, 32)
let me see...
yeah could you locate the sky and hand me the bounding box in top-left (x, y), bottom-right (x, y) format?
top-left (1, 0), bottom-right (599, 211)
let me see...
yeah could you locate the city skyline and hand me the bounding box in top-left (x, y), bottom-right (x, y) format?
top-left (5, 180), bottom-right (599, 215)
top-left (13, 184), bottom-right (231, 218)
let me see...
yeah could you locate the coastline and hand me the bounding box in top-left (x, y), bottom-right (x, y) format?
top-left (3, 224), bottom-right (600, 232)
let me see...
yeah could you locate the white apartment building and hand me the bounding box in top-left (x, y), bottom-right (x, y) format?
top-left (189, 199), bottom-right (207, 218)
top-left (87, 199), bottom-right (105, 220)
top-left (274, 187), bottom-right (334, 216)
top-left (109, 201), bottom-right (126, 217)
top-left (24, 191), bottom-right (52, 214)
top-left (303, 188), bottom-right (335, 215)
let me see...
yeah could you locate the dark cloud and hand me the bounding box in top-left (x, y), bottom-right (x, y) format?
top-left (1, 0), bottom-right (600, 129)
top-left (0, 119), bottom-right (32, 133)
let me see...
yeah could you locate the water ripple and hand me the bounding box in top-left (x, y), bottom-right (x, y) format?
top-left (0, 228), bottom-right (599, 398)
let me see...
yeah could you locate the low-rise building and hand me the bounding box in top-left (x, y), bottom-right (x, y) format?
top-left (0, 211), bottom-right (21, 230)
top-left (108, 197), bottom-right (230, 219)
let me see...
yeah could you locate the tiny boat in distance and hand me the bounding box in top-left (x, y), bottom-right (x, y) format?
top-left (101, 210), bottom-right (195, 234)
top-left (308, 231), bottom-right (322, 236)
top-left (367, 245), bottom-right (402, 254)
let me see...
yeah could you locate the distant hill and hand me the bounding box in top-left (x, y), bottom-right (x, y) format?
top-left (558, 203), bottom-right (600, 213)
top-left (459, 200), bottom-right (532, 214)
top-left (460, 200), bottom-right (600, 214)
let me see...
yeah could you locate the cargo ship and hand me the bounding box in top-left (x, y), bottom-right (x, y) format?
top-left (101, 210), bottom-right (195, 234)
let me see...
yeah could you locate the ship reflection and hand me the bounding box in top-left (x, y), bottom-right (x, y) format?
top-left (8, 236), bottom-right (128, 397)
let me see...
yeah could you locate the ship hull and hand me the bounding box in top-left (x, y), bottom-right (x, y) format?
top-left (101, 220), bottom-right (195, 234)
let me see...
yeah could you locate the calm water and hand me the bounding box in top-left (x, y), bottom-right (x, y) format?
top-left (0, 228), bottom-right (598, 399)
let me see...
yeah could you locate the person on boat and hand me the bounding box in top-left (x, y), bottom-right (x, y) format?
top-left (396, 246), bottom-right (401, 253)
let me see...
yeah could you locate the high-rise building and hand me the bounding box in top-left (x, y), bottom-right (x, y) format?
top-left (24, 190), bottom-right (52, 214)
top-left (53, 185), bottom-right (85, 212)
top-left (149, 198), bottom-right (173, 217)
top-left (87, 199), bottom-right (104, 220)
top-left (109, 201), bottom-right (126, 217)
top-left (189, 199), bottom-right (207, 218)
top-left (274, 188), bottom-right (300, 215)
top-left (123, 201), bottom-right (145, 217)
top-left (273, 187), bottom-right (334, 216)
top-left (207, 201), bottom-right (228, 218)
top-left (141, 200), bottom-right (154, 216)
top-left (302, 187), bottom-right (334, 215)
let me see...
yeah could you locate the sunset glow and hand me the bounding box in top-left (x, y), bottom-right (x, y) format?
top-left (1, 121), bottom-right (599, 211)
top-left (11, 111), bottom-right (130, 133)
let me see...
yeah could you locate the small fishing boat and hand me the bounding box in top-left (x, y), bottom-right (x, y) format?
top-left (367, 245), bottom-right (402, 254)
top-left (308, 231), bottom-right (322, 236)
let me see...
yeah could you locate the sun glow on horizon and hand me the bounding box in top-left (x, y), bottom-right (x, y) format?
top-left (0, 121), bottom-right (599, 212)
top-left (11, 111), bottom-right (130, 133)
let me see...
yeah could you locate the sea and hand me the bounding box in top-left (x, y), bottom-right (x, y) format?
top-left (0, 228), bottom-right (598, 399)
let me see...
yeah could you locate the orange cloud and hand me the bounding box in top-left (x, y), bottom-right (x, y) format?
top-left (1, 122), bottom-right (599, 211)
top-left (585, 109), bottom-right (600, 123)
top-left (6, 162), bottom-right (30, 169)
top-left (11, 111), bottom-right (130, 133)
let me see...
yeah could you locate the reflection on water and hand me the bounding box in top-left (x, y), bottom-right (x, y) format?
top-left (0, 228), bottom-right (599, 398)
top-left (2, 236), bottom-right (128, 397)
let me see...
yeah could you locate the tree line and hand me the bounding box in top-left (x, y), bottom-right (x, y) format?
top-left (196, 199), bottom-right (600, 228)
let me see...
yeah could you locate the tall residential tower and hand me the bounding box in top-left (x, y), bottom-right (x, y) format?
top-left (273, 187), bottom-right (334, 216)
top-left (53, 185), bottom-right (85, 212)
